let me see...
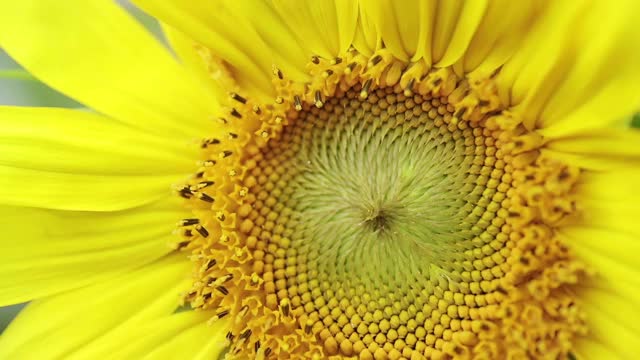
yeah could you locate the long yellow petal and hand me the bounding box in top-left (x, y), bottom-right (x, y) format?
top-left (435, 0), bottom-right (488, 67)
top-left (497, 0), bottom-right (640, 132)
top-left (0, 165), bottom-right (179, 211)
top-left (70, 312), bottom-right (227, 360)
top-left (0, 106), bottom-right (197, 175)
top-left (133, 0), bottom-right (277, 98)
top-left (542, 128), bottom-right (640, 170)
top-left (272, 0), bottom-right (340, 58)
top-left (0, 0), bottom-right (218, 139)
top-left (464, 1), bottom-right (540, 76)
top-left (0, 255), bottom-right (194, 359)
top-left (161, 24), bottom-right (228, 102)
top-left (0, 195), bottom-right (188, 305)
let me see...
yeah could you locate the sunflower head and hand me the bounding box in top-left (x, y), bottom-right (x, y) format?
top-left (174, 46), bottom-right (592, 359)
top-left (0, 1), bottom-right (638, 360)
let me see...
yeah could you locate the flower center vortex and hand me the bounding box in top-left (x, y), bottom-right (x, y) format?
top-left (243, 85), bottom-right (507, 358)
top-left (176, 51), bottom-right (588, 360)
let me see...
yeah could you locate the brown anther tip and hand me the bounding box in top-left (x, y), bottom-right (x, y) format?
top-left (195, 225), bottom-right (210, 237)
top-left (253, 105), bottom-right (262, 115)
top-left (230, 108), bottom-right (242, 119)
top-left (229, 92), bottom-right (247, 104)
top-left (311, 55), bottom-right (320, 64)
top-left (197, 193), bottom-right (215, 203)
top-left (332, 57), bottom-right (342, 65)
top-left (216, 286), bottom-right (229, 295)
top-left (179, 218), bottom-right (199, 226)
top-left (314, 91), bottom-right (324, 108)
top-left (219, 150), bottom-right (233, 159)
top-left (272, 66), bottom-right (283, 80)
top-left (294, 95), bottom-right (303, 111)
top-left (228, 132), bottom-right (238, 139)
top-left (322, 69), bottom-right (334, 78)
top-left (370, 54), bottom-right (382, 65)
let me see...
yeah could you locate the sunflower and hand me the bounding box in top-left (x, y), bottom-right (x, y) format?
top-left (0, 0), bottom-right (639, 359)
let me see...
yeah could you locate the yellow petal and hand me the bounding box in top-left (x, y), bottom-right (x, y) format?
top-left (435, 0), bottom-right (489, 67)
top-left (542, 128), bottom-right (640, 170)
top-left (133, 0), bottom-right (276, 98)
top-left (0, 254), bottom-right (195, 359)
top-left (0, 165), bottom-right (179, 211)
top-left (352, 3), bottom-right (380, 56)
top-left (0, 195), bottom-right (188, 305)
top-left (0, 0), bottom-right (218, 139)
top-left (430, 1), bottom-right (464, 63)
top-left (161, 24), bottom-right (228, 101)
top-left (71, 312), bottom-right (227, 360)
top-left (579, 293), bottom-right (638, 359)
top-left (272, 0), bottom-right (340, 58)
top-left (497, 0), bottom-right (640, 132)
top-left (464, 1), bottom-right (541, 76)
top-left (0, 106), bottom-right (197, 175)
top-left (224, 0), bottom-right (309, 80)
top-left (335, 0), bottom-right (360, 54)
top-left (573, 338), bottom-right (623, 360)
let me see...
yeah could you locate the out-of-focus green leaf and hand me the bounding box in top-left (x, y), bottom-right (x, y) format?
top-left (631, 113), bottom-right (640, 128)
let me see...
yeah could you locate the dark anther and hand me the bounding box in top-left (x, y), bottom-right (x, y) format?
top-left (201, 138), bottom-right (221, 148)
top-left (405, 79), bottom-right (415, 93)
top-left (221, 150), bottom-right (233, 158)
top-left (226, 331), bottom-right (235, 342)
top-left (314, 91), bottom-right (323, 108)
top-left (195, 171), bottom-right (205, 178)
top-left (293, 95), bottom-right (302, 111)
top-left (217, 213), bottom-right (226, 221)
top-left (323, 69), bottom-right (334, 76)
top-left (229, 92), bottom-right (247, 104)
top-left (304, 322), bottom-right (312, 334)
top-left (332, 57), bottom-right (342, 64)
top-left (265, 348), bottom-right (272, 356)
top-left (253, 105), bottom-right (262, 115)
top-left (217, 117), bottom-right (228, 125)
top-left (205, 259), bottom-right (217, 270)
top-left (216, 286), bottom-right (229, 295)
top-left (176, 241), bottom-right (190, 249)
top-left (362, 79), bottom-right (372, 93)
top-left (254, 341), bottom-right (261, 353)
top-left (223, 274), bottom-right (234, 282)
top-left (180, 218), bottom-right (199, 226)
top-left (197, 193), bottom-right (215, 203)
top-left (432, 78), bottom-right (443, 86)
top-left (178, 188), bottom-right (193, 199)
top-left (347, 62), bottom-right (357, 72)
top-left (183, 230), bottom-right (193, 237)
top-left (216, 309), bottom-right (230, 318)
top-left (311, 55), bottom-right (320, 64)
top-left (273, 67), bottom-right (283, 80)
top-left (454, 107), bottom-right (467, 118)
top-left (195, 225), bottom-right (209, 238)
top-left (240, 329), bottom-right (252, 340)
top-left (478, 99), bottom-right (490, 106)
top-left (370, 54), bottom-right (382, 65)
top-left (198, 181), bottom-right (215, 188)
top-left (230, 108), bottom-right (242, 119)
top-left (228, 132), bottom-right (238, 139)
